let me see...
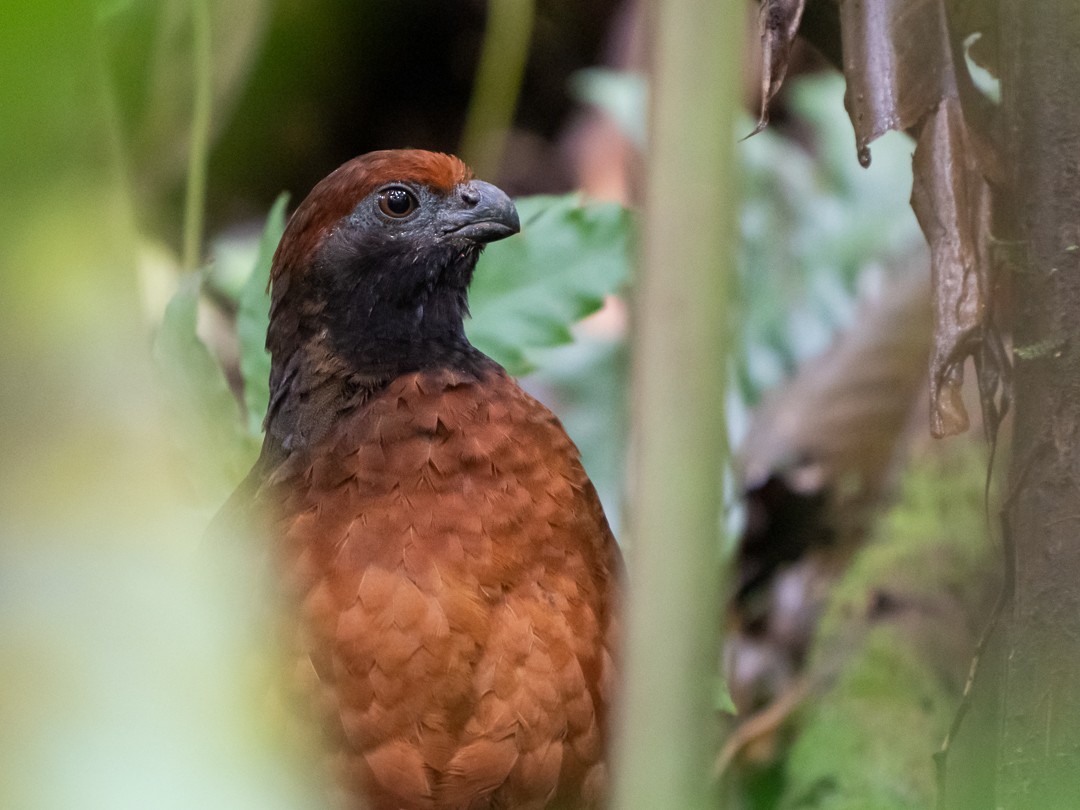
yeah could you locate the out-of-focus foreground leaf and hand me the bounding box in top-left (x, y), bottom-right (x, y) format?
top-left (467, 194), bottom-right (633, 375)
top-left (237, 192), bottom-right (289, 434)
top-left (0, 6), bottom-right (320, 808)
top-left (100, 0), bottom-right (272, 197)
top-left (154, 274), bottom-right (257, 500)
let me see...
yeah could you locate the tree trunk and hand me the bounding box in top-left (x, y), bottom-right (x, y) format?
top-left (997, 0), bottom-right (1080, 805)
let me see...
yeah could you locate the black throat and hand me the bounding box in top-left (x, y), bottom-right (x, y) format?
top-left (263, 235), bottom-right (497, 451)
top-left (312, 236), bottom-right (492, 378)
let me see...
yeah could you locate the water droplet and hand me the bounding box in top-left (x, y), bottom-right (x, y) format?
top-left (857, 145), bottom-right (872, 168)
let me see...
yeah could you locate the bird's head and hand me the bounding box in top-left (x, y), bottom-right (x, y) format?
top-left (267, 150), bottom-right (519, 380)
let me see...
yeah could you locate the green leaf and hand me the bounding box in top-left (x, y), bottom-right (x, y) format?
top-left (734, 72), bottom-right (923, 404)
top-left (203, 235), bottom-right (259, 303)
top-left (153, 274), bottom-right (255, 500)
top-left (715, 676), bottom-right (737, 715)
top-left (237, 192), bottom-right (289, 435)
top-left (467, 194), bottom-right (633, 375)
top-left (528, 336), bottom-right (629, 534)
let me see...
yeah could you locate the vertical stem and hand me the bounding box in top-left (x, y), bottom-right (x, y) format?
top-left (459, 0), bottom-right (535, 179)
top-left (613, 0), bottom-right (742, 807)
top-left (182, 0), bottom-right (212, 271)
top-left (995, 0), bottom-right (1080, 805)
top-left (92, 20), bottom-right (138, 248)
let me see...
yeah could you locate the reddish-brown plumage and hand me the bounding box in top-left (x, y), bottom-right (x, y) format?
top-left (270, 367), bottom-right (620, 809)
top-left (231, 150), bottom-right (621, 809)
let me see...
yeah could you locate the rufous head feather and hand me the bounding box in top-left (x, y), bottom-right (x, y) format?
top-left (271, 150), bottom-right (473, 282)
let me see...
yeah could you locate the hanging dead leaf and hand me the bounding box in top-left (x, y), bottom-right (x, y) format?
top-left (751, 0), bottom-right (808, 136)
top-left (838, 0), bottom-right (951, 166)
top-left (750, 0), bottom-right (1008, 438)
top-left (911, 97), bottom-right (993, 438)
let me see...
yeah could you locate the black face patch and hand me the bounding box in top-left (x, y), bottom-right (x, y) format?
top-left (302, 183), bottom-right (490, 380)
top-left (267, 157), bottom-right (517, 390)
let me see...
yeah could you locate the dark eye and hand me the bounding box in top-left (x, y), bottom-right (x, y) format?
top-left (377, 186), bottom-right (418, 218)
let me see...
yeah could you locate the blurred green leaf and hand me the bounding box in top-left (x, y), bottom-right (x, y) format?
top-left (526, 335), bottom-right (629, 533)
top-left (467, 194), bottom-right (633, 375)
top-left (95, 0), bottom-right (139, 23)
top-left (237, 192), bottom-right (289, 434)
top-left (716, 676), bottom-right (738, 715)
top-left (735, 73), bottom-right (923, 405)
top-left (154, 274), bottom-right (255, 500)
top-left (205, 233), bottom-right (259, 302)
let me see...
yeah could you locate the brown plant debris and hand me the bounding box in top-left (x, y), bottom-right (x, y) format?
top-left (753, 0), bottom-right (1009, 439)
top-left (752, 0), bottom-right (808, 136)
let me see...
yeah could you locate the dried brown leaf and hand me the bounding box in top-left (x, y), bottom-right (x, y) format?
top-left (834, 0), bottom-right (1006, 438)
top-left (751, 0), bottom-right (808, 136)
top-left (752, 0), bottom-right (1005, 439)
top-left (911, 98), bottom-right (993, 438)
top-left (839, 0), bottom-right (953, 165)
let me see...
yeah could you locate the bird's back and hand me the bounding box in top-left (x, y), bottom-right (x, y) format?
top-left (263, 363), bottom-right (621, 810)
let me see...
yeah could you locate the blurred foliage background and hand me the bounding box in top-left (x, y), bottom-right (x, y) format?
top-left (1, 1), bottom-right (990, 808)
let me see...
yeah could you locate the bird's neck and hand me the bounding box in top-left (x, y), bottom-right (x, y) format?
top-left (327, 284), bottom-right (478, 373)
top-left (264, 272), bottom-right (494, 451)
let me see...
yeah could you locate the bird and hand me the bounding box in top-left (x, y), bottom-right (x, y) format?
top-left (222, 149), bottom-right (622, 810)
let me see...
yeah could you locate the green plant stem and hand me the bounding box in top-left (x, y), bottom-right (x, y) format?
top-left (612, 0), bottom-right (743, 807)
top-left (91, 19), bottom-right (138, 248)
top-left (182, 0), bottom-right (212, 272)
top-left (460, 0), bottom-right (535, 178)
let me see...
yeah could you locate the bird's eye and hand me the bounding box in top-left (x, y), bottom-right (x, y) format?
top-left (377, 186), bottom-right (419, 218)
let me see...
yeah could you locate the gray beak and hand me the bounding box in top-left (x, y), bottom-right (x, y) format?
top-left (442, 180), bottom-right (520, 244)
